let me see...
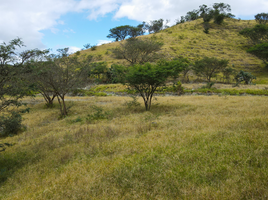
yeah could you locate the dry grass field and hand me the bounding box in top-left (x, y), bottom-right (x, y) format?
top-left (1, 95), bottom-right (268, 199)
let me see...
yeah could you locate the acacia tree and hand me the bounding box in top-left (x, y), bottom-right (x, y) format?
top-left (255, 13), bottom-right (268, 24)
top-left (125, 62), bottom-right (177, 111)
top-left (0, 38), bottom-right (43, 137)
top-left (35, 49), bottom-right (92, 116)
top-left (27, 57), bottom-right (57, 107)
top-left (0, 38), bottom-right (42, 112)
top-left (193, 57), bottom-right (229, 82)
top-left (144, 19), bottom-right (169, 33)
top-left (111, 38), bottom-right (163, 65)
top-left (107, 25), bottom-right (131, 41)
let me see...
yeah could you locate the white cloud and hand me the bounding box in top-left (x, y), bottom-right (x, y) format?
top-left (68, 46), bottom-right (82, 53)
top-left (0, 0), bottom-right (267, 50)
top-left (114, 0), bottom-right (268, 22)
top-left (97, 40), bottom-right (112, 46)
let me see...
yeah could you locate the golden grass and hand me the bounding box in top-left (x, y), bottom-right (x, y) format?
top-left (0, 95), bottom-right (268, 199)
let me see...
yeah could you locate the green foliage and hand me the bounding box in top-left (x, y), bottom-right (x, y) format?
top-left (123, 95), bottom-right (141, 108)
top-left (106, 64), bottom-right (127, 83)
top-left (255, 13), bottom-right (268, 24)
top-left (0, 112), bottom-right (23, 137)
top-left (0, 38), bottom-right (43, 112)
top-left (91, 45), bottom-right (97, 51)
top-left (201, 82), bottom-right (215, 89)
top-left (107, 25), bottom-right (144, 41)
top-left (125, 62), bottom-right (175, 110)
top-left (89, 62), bottom-right (108, 82)
top-left (222, 66), bottom-right (236, 83)
top-left (235, 70), bottom-right (256, 85)
top-left (111, 38), bottom-right (164, 65)
top-left (71, 116), bottom-right (83, 123)
top-left (193, 57), bottom-right (229, 82)
top-left (171, 81), bottom-right (184, 95)
top-left (144, 19), bottom-right (169, 33)
top-left (86, 106), bottom-right (112, 122)
top-left (83, 43), bottom-right (91, 49)
top-left (107, 25), bottom-right (131, 41)
top-left (247, 42), bottom-right (268, 65)
top-left (157, 57), bottom-right (190, 80)
top-left (203, 23), bottom-right (210, 34)
top-left (239, 24), bottom-right (268, 44)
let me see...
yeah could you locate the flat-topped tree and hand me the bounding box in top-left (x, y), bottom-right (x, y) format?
top-left (107, 25), bottom-right (132, 41)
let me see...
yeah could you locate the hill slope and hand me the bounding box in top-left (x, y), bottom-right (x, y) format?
top-left (80, 18), bottom-right (268, 83)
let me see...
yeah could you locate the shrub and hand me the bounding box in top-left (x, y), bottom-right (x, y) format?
top-left (123, 95), bottom-right (141, 108)
top-left (0, 112), bottom-right (23, 137)
top-left (91, 45), bottom-right (97, 51)
top-left (86, 106), bottom-right (112, 122)
top-left (234, 71), bottom-right (256, 85)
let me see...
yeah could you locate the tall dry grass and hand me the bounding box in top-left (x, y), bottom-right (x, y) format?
top-left (0, 95), bottom-right (268, 199)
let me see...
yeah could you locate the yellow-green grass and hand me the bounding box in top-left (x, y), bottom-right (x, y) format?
top-left (79, 18), bottom-right (268, 83)
top-left (80, 83), bottom-right (268, 96)
top-left (0, 95), bottom-right (268, 199)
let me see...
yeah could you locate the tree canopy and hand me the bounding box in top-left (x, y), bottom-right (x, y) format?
top-left (111, 38), bottom-right (163, 65)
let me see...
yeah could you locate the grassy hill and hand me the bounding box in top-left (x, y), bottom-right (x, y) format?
top-left (0, 95), bottom-right (268, 199)
top-left (80, 18), bottom-right (268, 84)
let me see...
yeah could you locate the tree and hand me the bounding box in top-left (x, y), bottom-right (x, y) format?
top-left (125, 62), bottom-right (176, 111)
top-left (0, 38), bottom-right (43, 137)
top-left (28, 58), bottom-right (57, 108)
top-left (128, 25), bottom-right (144, 38)
top-left (239, 24), bottom-right (268, 44)
top-left (89, 62), bottom-right (108, 82)
top-left (35, 49), bottom-right (92, 117)
top-left (199, 4), bottom-right (214, 23)
top-left (144, 19), bottom-right (169, 33)
top-left (107, 25), bottom-right (131, 41)
top-left (185, 10), bottom-right (200, 21)
top-left (212, 3), bottom-right (234, 24)
top-left (255, 13), bottom-right (268, 24)
top-left (193, 57), bottom-right (229, 82)
top-left (247, 42), bottom-right (268, 66)
top-left (0, 38), bottom-right (42, 112)
top-left (111, 38), bottom-right (164, 65)
top-left (240, 24), bottom-right (268, 66)
top-left (106, 64), bottom-right (127, 84)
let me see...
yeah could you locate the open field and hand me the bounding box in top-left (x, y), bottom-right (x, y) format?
top-left (1, 95), bottom-right (268, 199)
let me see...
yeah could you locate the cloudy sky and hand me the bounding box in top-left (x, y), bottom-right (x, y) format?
top-left (1, 0), bottom-right (267, 52)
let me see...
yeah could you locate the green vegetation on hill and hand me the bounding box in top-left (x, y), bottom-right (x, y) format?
top-left (79, 18), bottom-right (268, 83)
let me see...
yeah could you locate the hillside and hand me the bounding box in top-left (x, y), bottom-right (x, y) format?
top-left (80, 18), bottom-right (268, 84)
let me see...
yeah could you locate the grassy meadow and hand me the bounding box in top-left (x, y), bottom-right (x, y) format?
top-left (1, 94), bottom-right (268, 199)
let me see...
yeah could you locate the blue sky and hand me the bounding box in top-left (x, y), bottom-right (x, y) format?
top-left (0, 0), bottom-right (267, 53)
top-left (40, 12), bottom-right (140, 51)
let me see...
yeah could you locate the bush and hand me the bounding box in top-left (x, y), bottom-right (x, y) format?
top-left (86, 106), bottom-right (112, 123)
top-left (123, 95), bottom-right (141, 108)
top-left (235, 71), bottom-right (256, 85)
top-left (0, 112), bottom-right (23, 137)
top-left (91, 45), bottom-right (97, 51)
